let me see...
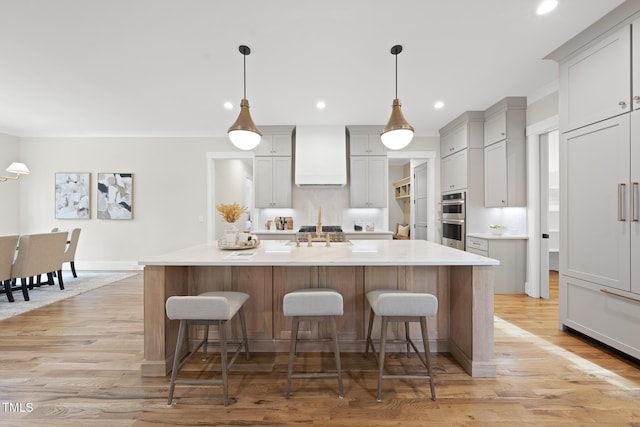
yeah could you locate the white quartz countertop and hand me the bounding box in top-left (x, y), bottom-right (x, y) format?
top-left (467, 232), bottom-right (529, 240)
top-left (139, 239), bottom-right (499, 267)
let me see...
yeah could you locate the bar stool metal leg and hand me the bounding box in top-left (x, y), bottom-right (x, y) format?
top-left (421, 317), bottom-right (436, 400)
top-left (286, 317), bottom-right (300, 398)
top-left (330, 316), bottom-right (344, 398)
top-left (377, 317), bottom-right (389, 402)
top-left (219, 320), bottom-right (229, 406)
top-left (167, 320), bottom-right (187, 406)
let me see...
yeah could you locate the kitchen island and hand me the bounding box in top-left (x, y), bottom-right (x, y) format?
top-left (139, 239), bottom-right (499, 378)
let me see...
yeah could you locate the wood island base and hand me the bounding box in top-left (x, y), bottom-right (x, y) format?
top-left (142, 264), bottom-right (496, 378)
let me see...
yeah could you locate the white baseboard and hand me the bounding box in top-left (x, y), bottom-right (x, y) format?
top-left (69, 261), bottom-right (144, 271)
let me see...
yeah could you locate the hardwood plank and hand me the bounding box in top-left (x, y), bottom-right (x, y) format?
top-left (1, 271), bottom-right (639, 425)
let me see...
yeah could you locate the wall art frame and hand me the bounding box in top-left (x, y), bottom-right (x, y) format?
top-left (55, 172), bottom-right (91, 219)
top-left (97, 172), bottom-right (133, 220)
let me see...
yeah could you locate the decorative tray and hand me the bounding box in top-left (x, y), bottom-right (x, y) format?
top-left (218, 240), bottom-right (260, 250)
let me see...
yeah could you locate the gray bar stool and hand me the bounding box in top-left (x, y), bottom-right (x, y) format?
top-left (365, 289), bottom-right (438, 402)
top-left (165, 291), bottom-right (250, 406)
top-left (283, 288), bottom-right (344, 399)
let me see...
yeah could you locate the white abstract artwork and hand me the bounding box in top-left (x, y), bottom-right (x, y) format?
top-left (97, 173), bottom-right (133, 220)
top-left (55, 173), bottom-right (90, 219)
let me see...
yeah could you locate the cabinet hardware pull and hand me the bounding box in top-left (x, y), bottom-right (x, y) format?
top-left (600, 288), bottom-right (640, 304)
top-left (619, 101), bottom-right (627, 108)
top-left (633, 182), bottom-right (639, 222)
top-left (618, 183), bottom-right (626, 221)
top-left (634, 95), bottom-right (640, 103)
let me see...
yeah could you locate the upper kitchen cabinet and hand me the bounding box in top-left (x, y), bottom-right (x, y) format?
top-left (440, 111), bottom-right (483, 157)
top-left (483, 97), bottom-right (526, 207)
top-left (254, 126), bottom-right (293, 156)
top-left (439, 111), bottom-right (484, 194)
top-left (255, 156), bottom-right (292, 208)
top-left (559, 25), bottom-right (631, 133)
top-left (255, 126), bottom-right (293, 208)
top-left (440, 150), bottom-right (468, 193)
top-left (348, 126), bottom-right (388, 208)
top-left (350, 155), bottom-right (388, 208)
top-left (349, 130), bottom-right (387, 156)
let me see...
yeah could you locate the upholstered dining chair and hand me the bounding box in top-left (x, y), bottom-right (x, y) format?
top-left (0, 235), bottom-right (19, 302)
top-left (52, 228), bottom-right (81, 278)
top-left (11, 232), bottom-right (67, 301)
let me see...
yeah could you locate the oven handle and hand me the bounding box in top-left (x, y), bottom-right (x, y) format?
top-left (440, 219), bottom-right (465, 224)
top-left (441, 200), bottom-right (465, 205)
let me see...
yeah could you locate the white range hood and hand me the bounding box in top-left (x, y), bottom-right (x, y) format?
top-left (294, 125), bottom-right (347, 186)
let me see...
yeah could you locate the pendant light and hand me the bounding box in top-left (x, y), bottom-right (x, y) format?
top-left (380, 44), bottom-right (414, 150)
top-left (228, 45), bottom-right (262, 150)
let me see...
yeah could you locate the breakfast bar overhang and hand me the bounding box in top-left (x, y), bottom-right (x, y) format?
top-left (139, 240), bottom-right (499, 378)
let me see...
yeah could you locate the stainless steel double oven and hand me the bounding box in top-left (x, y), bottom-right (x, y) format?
top-left (441, 191), bottom-right (466, 250)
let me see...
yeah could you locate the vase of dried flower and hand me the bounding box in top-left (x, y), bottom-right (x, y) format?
top-left (225, 224), bottom-right (239, 246)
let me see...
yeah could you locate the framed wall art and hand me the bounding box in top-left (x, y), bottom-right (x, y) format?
top-left (55, 172), bottom-right (90, 219)
top-left (97, 173), bottom-right (133, 220)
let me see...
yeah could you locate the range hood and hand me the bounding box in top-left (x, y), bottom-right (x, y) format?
top-left (294, 125), bottom-right (347, 186)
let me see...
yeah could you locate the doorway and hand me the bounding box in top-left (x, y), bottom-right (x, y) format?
top-left (206, 152), bottom-right (254, 243)
top-left (526, 115), bottom-right (558, 299)
top-left (386, 151), bottom-right (436, 241)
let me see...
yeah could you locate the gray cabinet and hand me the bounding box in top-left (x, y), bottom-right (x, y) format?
top-left (439, 111), bottom-right (484, 194)
top-left (466, 236), bottom-right (527, 294)
top-left (255, 157), bottom-right (292, 208)
top-left (349, 133), bottom-right (387, 156)
top-left (254, 133), bottom-right (292, 156)
top-left (350, 155), bottom-right (388, 208)
top-left (551, 12), bottom-right (640, 361)
top-left (483, 97), bottom-right (527, 207)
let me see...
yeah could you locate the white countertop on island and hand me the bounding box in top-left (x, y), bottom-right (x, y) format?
top-left (139, 239), bottom-right (499, 267)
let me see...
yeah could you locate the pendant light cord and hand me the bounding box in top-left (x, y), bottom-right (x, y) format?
top-left (243, 53), bottom-right (247, 99)
top-left (395, 53), bottom-right (398, 99)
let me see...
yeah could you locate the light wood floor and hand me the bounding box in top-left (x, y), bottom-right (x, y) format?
top-left (1, 271), bottom-right (639, 426)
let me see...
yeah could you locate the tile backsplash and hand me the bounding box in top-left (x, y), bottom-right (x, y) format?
top-left (255, 185), bottom-right (386, 231)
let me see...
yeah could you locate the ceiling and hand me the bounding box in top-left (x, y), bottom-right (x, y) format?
top-left (0, 0), bottom-right (626, 138)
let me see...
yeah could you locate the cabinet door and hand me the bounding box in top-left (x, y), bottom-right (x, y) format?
top-left (440, 149), bottom-right (467, 193)
top-left (442, 122), bottom-right (468, 156)
top-left (484, 111), bottom-right (506, 146)
top-left (632, 18), bottom-right (640, 112)
top-left (350, 156), bottom-right (369, 207)
top-left (560, 25), bottom-right (630, 132)
top-left (484, 141), bottom-right (507, 207)
top-left (367, 156), bottom-right (388, 208)
top-left (367, 135), bottom-right (387, 155)
top-left (272, 134), bottom-right (292, 156)
top-left (631, 110), bottom-right (640, 295)
top-left (350, 134), bottom-right (370, 155)
top-left (254, 135), bottom-right (274, 156)
top-left (255, 157), bottom-right (274, 208)
top-left (271, 157), bottom-right (291, 208)
top-left (561, 115), bottom-right (630, 291)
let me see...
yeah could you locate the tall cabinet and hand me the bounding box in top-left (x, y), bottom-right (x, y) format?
top-left (550, 11), bottom-right (640, 360)
top-left (348, 127), bottom-right (388, 208)
top-left (254, 127), bottom-right (293, 208)
top-left (483, 97), bottom-right (527, 207)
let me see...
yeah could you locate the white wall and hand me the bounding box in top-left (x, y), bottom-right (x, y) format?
top-left (0, 132), bottom-right (22, 235)
top-left (17, 136), bottom-right (237, 269)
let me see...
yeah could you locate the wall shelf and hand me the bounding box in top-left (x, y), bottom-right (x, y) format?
top-left (393, 176), bottom-right (411, 199)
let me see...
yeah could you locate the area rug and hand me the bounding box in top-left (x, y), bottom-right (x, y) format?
top-left (0, 271), bottom-right (137, 321)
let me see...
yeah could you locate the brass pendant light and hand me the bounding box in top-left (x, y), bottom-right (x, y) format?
top-left (228, 45), bottom-right (262, 150)
top-left (381, 44), bottom-right (414, 150)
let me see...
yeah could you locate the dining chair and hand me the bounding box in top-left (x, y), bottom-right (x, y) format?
top-left (11, 232), bottom-right (68, 301)
top-left (0, 235), bottom-right (19, 302)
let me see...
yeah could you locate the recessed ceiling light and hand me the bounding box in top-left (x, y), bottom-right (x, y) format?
top-left (434, 101), bottom-right (445, 109)
top-left (316, 101), bottom-right (326, 109)
top-left (223, 101), bottom-right (233, 110)
top-left (536, 0), bottom-right (558, 15)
